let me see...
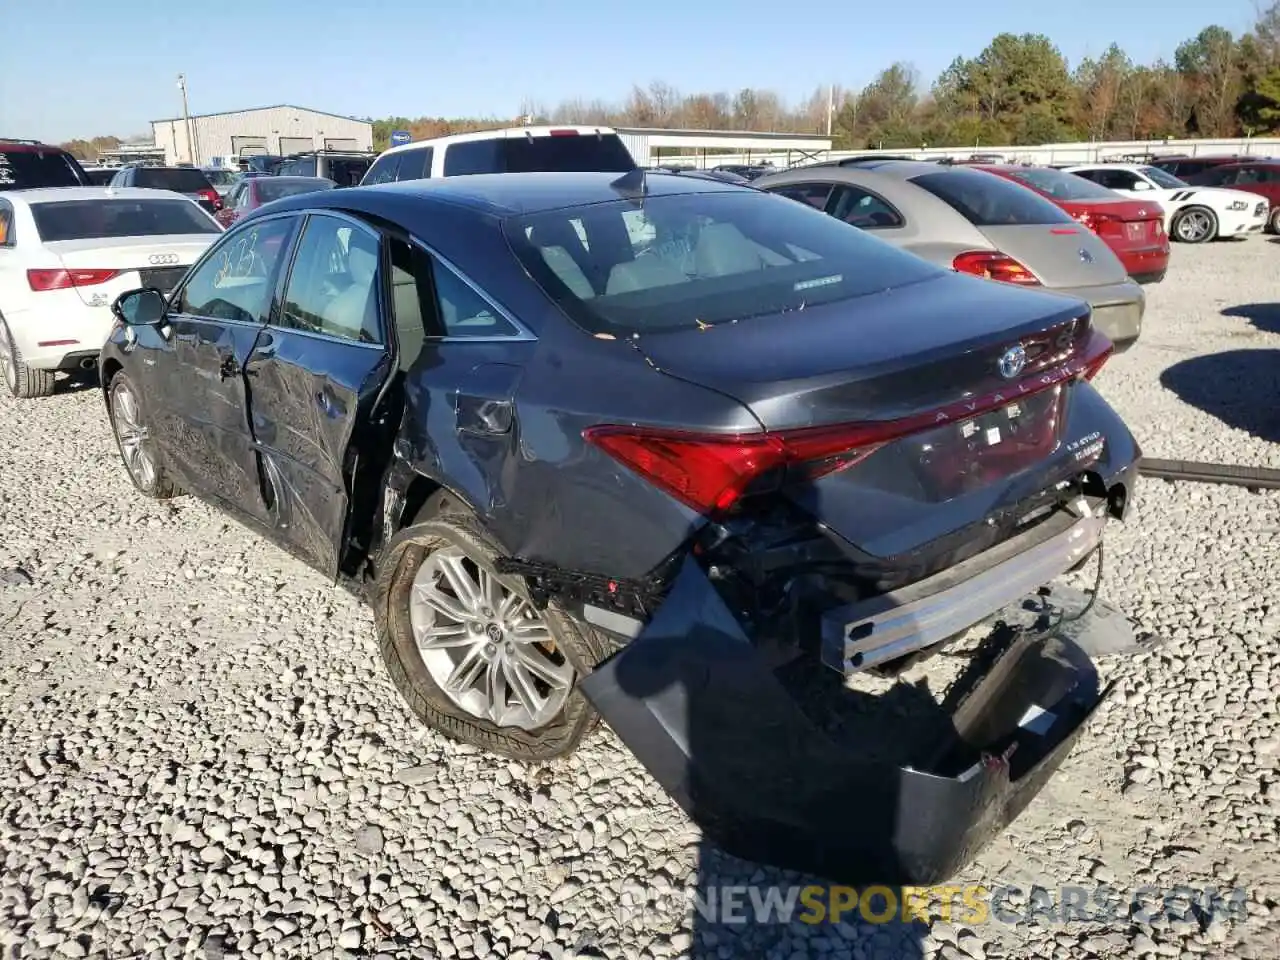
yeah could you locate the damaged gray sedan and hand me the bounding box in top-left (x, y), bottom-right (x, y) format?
top-left (98, 170), bottom-right (1143, 885)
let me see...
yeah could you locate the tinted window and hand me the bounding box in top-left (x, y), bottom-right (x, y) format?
top-left (443, 134), bottom-right (635, 176)
top-left (134, 168), bottom-right (214, 192)
top-left (770, 182), bottom-right (833, 210)
top-left (85, 169), bottom-right (117, 185)
top-left (507, 189), bottom-right (942, 337)
top-left (277, 158), bottom-right (317, 177)
top-left (31, 199), bottom-right (220, 241)
top-left (280, 215), bottom-right (381, 342)
top-left (998, 167), bottom-right (1121, 202)
top-left (828, 185), bottom-right (904, 228)
top-left (0, 148), bottom-right (85, 189)
top-left (204, 169), bottom-right (239, 187)
top-left (1075, 168), bottom-right (1140, 190)
top-left (0, 202), bottom-right (13, 246)
top-left (398, 147), bottom-right (431, 181)
top-left (178, 217), bottom-right (296, 324)
top-left (324, 157), bottom-right (371, 187)
top-left (911, 170), bottom-right (1074, 226)
top-left (254, 178), bottom-right (335, 203)
top-left (1138, 166), bottom-right (1186, 189)
top-left (432, 258), bottom-right (521, 338)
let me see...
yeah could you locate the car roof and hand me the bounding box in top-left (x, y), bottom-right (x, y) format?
top-left (0, 140), bottom-right (68, 153)
top-left (1, 186), bottom-right (194, 205)
top-left (379, 125), bottom-right (619, 158)
top-left (269, 170), bottom-right (742, 218)
top-left (1067, 162), bottom-right (1143, 171)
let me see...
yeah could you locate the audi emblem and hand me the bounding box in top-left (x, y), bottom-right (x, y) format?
top-left (998, 344), bottom-right (1027, 380)
top-left (148, 253), bottom-right (179, 265)
top-left (1078, 248), bottom-right (1094, 264)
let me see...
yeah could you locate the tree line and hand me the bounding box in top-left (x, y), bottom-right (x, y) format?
top-left (61, 5), bottom-right (1280, 159)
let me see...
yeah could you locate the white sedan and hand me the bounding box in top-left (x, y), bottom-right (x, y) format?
top-left (1062, 163), bottom-right (1269, 243)
top-left (0, 187), bottom-right (222, 398)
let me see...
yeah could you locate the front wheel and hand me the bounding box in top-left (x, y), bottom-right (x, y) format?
top-left (374, 512), bottom-right (617, 762)
top-left (1267, 207), bottom-right (1280, 235)
top-left (1171, 206), bottom-right (1218, 244)
top-left (107, 372), bottom-right (178, 499)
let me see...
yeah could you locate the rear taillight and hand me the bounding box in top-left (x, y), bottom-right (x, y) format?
top-left (585, 332), bottom-right (1113, 516)
top-left (1153, 219), bottom-right (1165, 237)
top-left (27, 268), bottom-right (119, 292)
top-left (1073, 211), bottom-right (1118, 234)
top-left (200, 188), bottom-right (221, 210)
top-left (952, 251), bottom-right (1040, 286)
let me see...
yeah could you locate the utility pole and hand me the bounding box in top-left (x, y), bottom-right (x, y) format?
top-left (177, 73), bottom-right (196, 165)
top-left (826, 84), bottom-right (834, 137)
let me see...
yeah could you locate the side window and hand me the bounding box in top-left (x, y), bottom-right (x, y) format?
top-left (827, 185), bottom-right (904, 228)
top-left (442, 140), bottom-right (501, 176)
top-left (1233, 166), bottom-right (1262, 184)
top-left (431, 259), bottom-right (521, 338)
top-left (364, 153), bottom-right (400, 185)
top-left (280, 215), bottom-right (382, 343)
top-left (769, 182), bottom-right (833, 210)
top-left (396, 147), bottom-right (431, 182)
top-left (1197, 167), bottom-right (1228, 185)
top-left (177, 216), bottom-right (297, 324)
top-left (1072, 169), bottom-right (1104, 185)
top-left (0, 202), bottom-right (14, 247)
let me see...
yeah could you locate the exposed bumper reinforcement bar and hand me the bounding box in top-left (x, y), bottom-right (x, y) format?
top-left (821, 506), bottom-right (1107, 674)
top-left (580, 557), bottom-right (1113, 886)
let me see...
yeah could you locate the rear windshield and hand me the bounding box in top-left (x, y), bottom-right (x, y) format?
top-left (444, 134), bottom-right (637, 176)
top-left (134, 168), bottom-right (213, 192)
top-left (911, 169), bottom-right (1074, 226)
top-left (997, 167), bottom-right (1121, 202)
top-left (505, 189), bottom-right (943, 337)
top-left (0, 148), bottom-right (85, 190)
top-left (203, 169), bottom-right (239, 186)
top-left (255, 178), bottom-right (334, 203)
top-left (31, 198), bottom-right (221, 241)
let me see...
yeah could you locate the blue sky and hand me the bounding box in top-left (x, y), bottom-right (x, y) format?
top-left (0, 0), bottom-right (1258, 142)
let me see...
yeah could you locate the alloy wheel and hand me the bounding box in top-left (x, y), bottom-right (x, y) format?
top-left (1176, 210), bottom-right (1212, 242)
top-left (409, 546), bottom-right (574, 731)
top-left (111, 381), bottom-right (157, 491)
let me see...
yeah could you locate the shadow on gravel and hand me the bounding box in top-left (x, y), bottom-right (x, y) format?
top-left (1221, 303), bottom-right (1280, 335)
top-left (52, 370), bottom-right (100, 395)
top-left (1160, 348), bottom-right (1280, 443)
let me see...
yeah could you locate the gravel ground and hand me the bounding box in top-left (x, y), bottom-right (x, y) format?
top-left (1, 238), bottom-right (1278, 960)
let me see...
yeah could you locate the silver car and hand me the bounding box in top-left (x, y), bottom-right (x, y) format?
top-left (753, 159), bottom-right (1146, 351)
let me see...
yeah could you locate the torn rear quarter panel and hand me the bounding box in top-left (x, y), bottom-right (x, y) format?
top-left (579, 556), bottom-right (1110, 886)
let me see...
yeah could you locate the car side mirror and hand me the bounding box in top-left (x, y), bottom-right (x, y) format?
top-left (112, 287), bottom-right (167, 327)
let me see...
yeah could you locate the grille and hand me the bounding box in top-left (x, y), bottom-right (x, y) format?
top-left (139, 265), bottom-right (189, 294)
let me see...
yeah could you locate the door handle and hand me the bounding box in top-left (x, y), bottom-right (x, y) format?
top-left (217, 353), bottom-right (238, 380)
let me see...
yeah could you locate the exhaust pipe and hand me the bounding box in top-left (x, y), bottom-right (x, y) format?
top-left (79, 357), bottom-right (97, 370)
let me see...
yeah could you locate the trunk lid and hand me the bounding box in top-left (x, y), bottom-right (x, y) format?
top-left (1061, 199), bottom-right (1165, 253)
top-left (975, 223), bottom-right (1128, 288)
top-left (46, 235), bottom-right (216, 304)
top-left (629, 271), bottom-right (1112, 558)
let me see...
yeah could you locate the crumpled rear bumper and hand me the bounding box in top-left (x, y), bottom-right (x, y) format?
top-left (579, 557), bottom-right (1113, 886)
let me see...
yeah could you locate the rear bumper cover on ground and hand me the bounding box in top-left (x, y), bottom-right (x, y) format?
top-left (580, 556), bottom-right (1115, 886)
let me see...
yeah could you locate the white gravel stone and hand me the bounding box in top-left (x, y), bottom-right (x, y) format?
top-left (1, 241), bottom-right (1279, 959)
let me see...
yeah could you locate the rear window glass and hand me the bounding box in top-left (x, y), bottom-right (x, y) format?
top-left (0, 148), bottom-right (85, 189)
top-left (505, 189), bottom-right (942, 337)
top-left (997, 167), bottom-right (1121, 202)
top-left (444, 134), bottom-right (636, 176)
top-left (911, 169), bottom-right (1074, 226)
top-left (84, 169), bottom-right (117, 185)
top-left (255, 178), bottom-right (334, 203)
top-left (31, 199), bottom-right (221, 241)
top-left (134, 168), bottom-right (213, 192)
top-left (324, 157), bottom-right (371, 187)
top-left (204, 169), bottom-right (239, 186)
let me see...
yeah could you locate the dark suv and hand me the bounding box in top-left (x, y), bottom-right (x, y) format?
top-left (108, 166), bottom-right (222, 215)
top-left (0, 139), bottom-right (91, 191)
top-left (1148, 154), bottom-right (1252, 179)
top-left (274, 151), bottom-right (373, 187)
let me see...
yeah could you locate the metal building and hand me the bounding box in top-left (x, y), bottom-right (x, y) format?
top-left (150, 104), bottom-right (374, 166)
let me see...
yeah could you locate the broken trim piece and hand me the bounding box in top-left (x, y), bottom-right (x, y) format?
top-left (493, 556), bottom-right (671, 621)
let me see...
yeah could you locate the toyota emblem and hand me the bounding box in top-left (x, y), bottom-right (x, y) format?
top-left (998, 344), bottom-right (1027, 380)
top-left (148, 253), bottom-right (179, 265)
top-left (1078, 248), bottom-right (1094, 264)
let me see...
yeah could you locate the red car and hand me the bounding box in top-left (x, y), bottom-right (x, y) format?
top-left (1184, 160), bottom-right (1280, 232)
top-left (215, 175), bottom-right (336, 229)
top-left (975, 164), bottom-right (1170, 285)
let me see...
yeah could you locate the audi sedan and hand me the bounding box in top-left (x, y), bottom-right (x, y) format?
top-left (98, 172), bottom-right (1141, 885)
top-left (0, 187), bottom-right (221, 398)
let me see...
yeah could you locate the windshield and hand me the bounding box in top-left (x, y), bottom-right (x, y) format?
top-left (255, 178), bottom-right (335, 203)
top-left (505, 189), bottom-right (943, 336)
top-left (135, 168), bottom-right (214, 192)
top-left (911, 169), bottom-right (1075, 226)
top-left (444, 134), bottom-right (637, 176)
top-left (999, 167), bottom-right (1122, 202)
top-left (0, 148), bottom-right (85, 189)
top-left (31, 198), bottom-right (221, 241)
top-left (1140, 166), bottom-right (1187, 189)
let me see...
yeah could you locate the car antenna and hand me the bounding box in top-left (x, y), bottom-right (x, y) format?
top-left (610, 166), bottom-right (647, 203)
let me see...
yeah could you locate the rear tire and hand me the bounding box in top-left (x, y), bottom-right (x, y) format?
top-left (107, 372), bottom-right (179, 499)
top-left (1171, 206), bottom-right (1218, 244)
top-left (1268, 207), bottom-right (1280, 235)
top-left (0, 317), bottom-right (56, 399)
top-left (373, 511), bottom-right (620, 763)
